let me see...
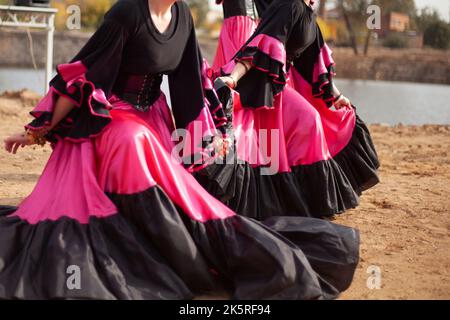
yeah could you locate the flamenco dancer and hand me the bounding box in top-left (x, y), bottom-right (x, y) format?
top-left (0, 0), bottom-right (359, 300)
top-left (197, 0), bottom-right (380, 219)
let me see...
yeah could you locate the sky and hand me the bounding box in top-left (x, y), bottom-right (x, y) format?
top-left (415, 0), bottom-right (450, 22)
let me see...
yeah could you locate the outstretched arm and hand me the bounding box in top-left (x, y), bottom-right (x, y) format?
top-left (217, 60), bottom-right (252, 89)
top-left (4, 96), bottom-right (75, 154)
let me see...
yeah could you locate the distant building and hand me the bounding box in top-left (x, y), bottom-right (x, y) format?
top-left (376, 12), bottom-right (423, 49)
top-left (379, 12), bottom-right (410, 36)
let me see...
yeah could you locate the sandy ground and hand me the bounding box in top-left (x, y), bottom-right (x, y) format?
top-left (0, 90), bottom-right (449, 300)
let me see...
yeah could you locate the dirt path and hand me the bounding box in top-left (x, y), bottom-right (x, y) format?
top-left (1, 90), bottom-right (449, 299)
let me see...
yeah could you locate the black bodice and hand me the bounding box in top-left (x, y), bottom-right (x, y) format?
top-left (113, 73), bottom-right (163, 112)
top-left (286, 1), bottom-right (317, 63)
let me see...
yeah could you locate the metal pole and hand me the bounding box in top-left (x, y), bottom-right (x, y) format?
top-left (45, 13), bottom-right (55, 93)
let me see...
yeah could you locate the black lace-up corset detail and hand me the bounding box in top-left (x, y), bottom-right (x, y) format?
top-left (113, 73), bottom-right (163, 112)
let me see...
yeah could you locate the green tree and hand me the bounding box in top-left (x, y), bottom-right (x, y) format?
top-left (382, 32), bottom-right (408, 48)
top-left (416, 8), bottom-right (450, 50)
top-left (338, 0), bottom-right (374, 55)
top-left (423, 21), bottom-right (450, 49)
top-left (416, 7), bottom-right (442, 31)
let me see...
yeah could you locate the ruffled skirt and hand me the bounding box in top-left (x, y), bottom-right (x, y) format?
top-left (195, 76), bottom-right (380, 219)
top-left (0, 94), bottom-right (360, 300)
top-left (212, 16), bottom-right (258, 74)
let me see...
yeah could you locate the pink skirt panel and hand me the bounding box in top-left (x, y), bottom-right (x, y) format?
top-left (212, 16), bottom-right (257, 73)
top-left (288, 68), bottom-right (356, 157)
top-left (233, 92), bottom-right (289, 172)
top-left (233, 86), bottom-right (332, 172)
top-left (13, 96), bottom-right (235, 224)
top-left (96, 109), bottom-right (235, 222)
top-left (12, 140), bottom-right (118, 224)
top-left (109, 93), bottom-right (176, 153)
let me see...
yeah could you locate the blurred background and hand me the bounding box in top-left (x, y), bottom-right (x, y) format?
top-left (0, 0), bottom-right (449, 124)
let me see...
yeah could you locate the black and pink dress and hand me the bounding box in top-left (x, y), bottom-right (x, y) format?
top-left (212, 0), bottom-right (258, 73)
top-left (200, 0), bottom-right (380, 219)
top-left (212, 0), bottom-right (276, 73)
top-left (0, 0), bottom-right (359, 300)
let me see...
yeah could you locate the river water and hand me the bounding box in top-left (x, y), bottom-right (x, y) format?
top-left (0, 68), bottom-right (449, 125)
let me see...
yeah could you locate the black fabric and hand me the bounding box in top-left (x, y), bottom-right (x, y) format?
top-left (228, 0), bottom-right (305, 109)
top-left (292, 26), bottom-right (340, 107)
top-left (113, 73), bottom-right (163, 112)
top-left (249, 0), bottom-right (305, 45)
top-left (333, 114), bottom-right (380, 194)
top-left (234, 49), bottom-right (286, 108)
top-left (117, 0), bottom-right (190, 75)
top-left (27, 14), bottom-right (129, 141)
top-left (285, 2), bottom-right (317, 61)
top-left (239, 0), bottom-right (316, 61)
top-left (262, 216), bottom-right (360, 293)
top-left (0, 203), bottom-right (195, 300)
top-left (214, 79), bottom-right (235, 134)
top-left (291, 23), bottom-right (322, 84)
top-left (28, 0), bottom-right (222, 142)
top-left (168, 23), bottom-right (206, 130)
top-left (222, 0), bottom-right (258, 19)
top-left (254, 0), bottom-right (275, 17)
top-left (194, 114), bottom-right (380, 219)
top-left (0, 185), bottom-right (359, 300)
top-left (230, 0), bottom-right (339, 109)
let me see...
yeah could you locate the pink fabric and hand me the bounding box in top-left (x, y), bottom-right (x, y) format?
top-left (245, 34), bottom-right (287, 65)
top-left (27, 60), bottom-right (112, 137)
top-left (202, 59), bottom-right (215, 90)
top-left (25, 88), bottom-right (112, 143)
top-left (220, 34), bottom-right (288, 111)
top-left (184, 107), bottom-right (217, 149)
top-left (202, 59), bottom-right (227, 130)
top-left (58, 60), bottom-right (87, 83)
top-left (233, 86), bottom-right (332, 172)
top-left (30, 87), bottom-right (78, 116)
top-left (12, 140), bottom-right (118, 224)
top-left (281, 86), bottom-right (332, 166)
top-left (168, 58), bottom-right (224, 170)
top-left (288, 67), bottom-right (355, 157)
top-left (221, 34), bottom-right (287, 79)
top-left (312, 43), bottom-right (335, 84)
top-left (14, 95), bottom-right (235, 224)
top-left (231, 41), bottom-right (353, 170)
top-left (109, 93), bottom-right (175, 153)
top-left (96, 110), bottom-right (235, 222)
top-left (233, 89), bottom-right (286, 171)
top-left (212, 16), bottom-right (257, 73)
top-left (58, 60), bottom-right (112, 116)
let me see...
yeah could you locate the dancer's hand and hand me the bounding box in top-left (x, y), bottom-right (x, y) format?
top-left (334, 95), bottom-right (352, 110)
top-left (217, 76), bottom-right (237, 89)
top-left (217, 61), bottom-right (250, 89)
top-left (213, 136), bottom-right (231, 158)
top-left (4, 132), bottom-right (34, 154)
